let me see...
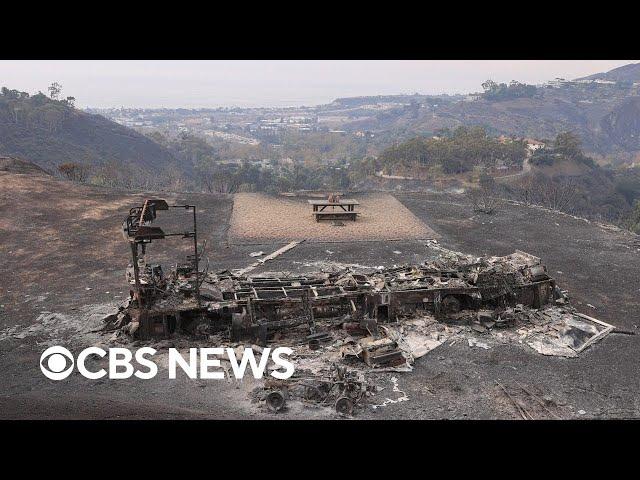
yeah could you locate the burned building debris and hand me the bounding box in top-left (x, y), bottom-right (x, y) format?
top-left (105, 198), bottom-right (616, 416)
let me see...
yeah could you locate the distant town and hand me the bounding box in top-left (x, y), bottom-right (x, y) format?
top-left (87, 76), bottom-right (640, 171)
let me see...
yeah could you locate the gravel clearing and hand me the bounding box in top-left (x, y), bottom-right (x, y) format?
top-left (228, 192), bottom-right (438, 242)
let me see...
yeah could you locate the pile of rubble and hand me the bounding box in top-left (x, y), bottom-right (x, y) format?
top-left (239, 301), bottom-right (613, 415)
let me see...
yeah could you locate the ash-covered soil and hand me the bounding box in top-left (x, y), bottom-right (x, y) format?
top-left (1, 171), bottom-right (639, 420)
top-left (394, 193), bottom-right (640, 329)
top-left (0, 171), bottom-right (233, 330)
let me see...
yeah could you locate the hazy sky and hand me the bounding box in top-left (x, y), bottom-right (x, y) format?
top-left (0, 60), bottom-right (636, 109)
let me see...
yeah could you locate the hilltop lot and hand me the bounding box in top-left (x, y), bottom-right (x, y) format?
top-left (228, 192), bottom-right (437, 242)
top-left (1, 165), bottom-right (639, 419)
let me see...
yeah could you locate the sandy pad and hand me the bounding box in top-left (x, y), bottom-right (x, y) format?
top-left (228, 192), bottom-right (438, 242)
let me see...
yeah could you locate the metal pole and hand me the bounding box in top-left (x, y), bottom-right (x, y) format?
top-left (130, 242), bottom-right (142, 309)
top-left (192, 205), bottom-right (200, 306)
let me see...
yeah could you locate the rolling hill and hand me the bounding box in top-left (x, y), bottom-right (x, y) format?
top-left (578, 62), bottom-right (640, 83)
top-left (322, 63), bottom-right (640, 159)
top-left (0, 90), bottom-right (176, 174)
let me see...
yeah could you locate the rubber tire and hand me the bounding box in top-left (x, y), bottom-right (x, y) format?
top-left (335, 396), bottom-right (354, 416)
top-left (266, 390), bottom-right (286, 412)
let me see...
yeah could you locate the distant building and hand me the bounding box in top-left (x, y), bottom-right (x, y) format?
top-left (525, 139), bottom-right (546, 151)
top-left (218, 159), bottom-right (243, 167)
top-left (355, 130), bottom-right (374, 138)
top-left (463, 93), bottom-right (483, 102)
top-left (545, 78), bottom-right (569, 88)
top-left (497, 136), bottom-right (545, 150)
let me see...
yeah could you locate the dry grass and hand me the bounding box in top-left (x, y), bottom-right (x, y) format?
top-left (228, 192), bottom-right (438, 242)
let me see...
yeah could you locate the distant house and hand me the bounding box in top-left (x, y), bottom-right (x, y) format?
top-left (319, 158), bottom-right (341, 166)
top-left (525, 139), bottom-right (545, 151)
top-left (354, 130), bottom-right (375, 138)
top-left (545, 78), bottom-right (568, 88)
top-left (218, 159), bottom-right (243, 167)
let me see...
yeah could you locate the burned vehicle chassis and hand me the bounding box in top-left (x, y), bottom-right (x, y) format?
top-left (200, 274), bottom-right (556, 345)
top-left (117, 199), bottom-right (557, 342)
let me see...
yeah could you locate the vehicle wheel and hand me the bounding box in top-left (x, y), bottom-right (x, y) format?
top-left (266, 390), bottom-right (286, 412)
top-left (335, 396), bottom-right (354, 416)
top-left (345, 381), bottom-right (360, 397)
top-left (304, 386), bottom-right (323, 402)
top-left (442, 295), bottom-right (461, 314)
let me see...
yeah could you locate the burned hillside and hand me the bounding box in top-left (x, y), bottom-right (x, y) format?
top-left (1, 168), bottom-right (639, 419)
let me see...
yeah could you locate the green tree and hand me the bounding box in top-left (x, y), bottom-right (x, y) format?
top-left (58, 162), bottom-right (88, 182)
top-left (626, 200), bottom-right (640, 233)
top-left (481, 80), bottom-right (498, 92)
top-left (553, 132), bottom-right (582, 158)
top-left (48, 82), bottom-right (62, 100)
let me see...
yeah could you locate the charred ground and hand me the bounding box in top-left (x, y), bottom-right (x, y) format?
top-left (1, 166), bottom-right (639, 419)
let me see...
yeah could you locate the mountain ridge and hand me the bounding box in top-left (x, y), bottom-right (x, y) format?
top-left (577, 62), bottom-right (640, 83)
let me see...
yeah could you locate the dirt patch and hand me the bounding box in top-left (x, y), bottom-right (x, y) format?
top-left (228, 193), bottom-right (438, 242)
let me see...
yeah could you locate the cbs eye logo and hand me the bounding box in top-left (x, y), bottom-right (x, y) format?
top-left (40, 346), bottom-right (75, 380)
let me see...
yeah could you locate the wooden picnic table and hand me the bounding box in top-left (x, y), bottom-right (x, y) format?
top-left (308, 199), bottom-right (359, 212)
top-left (307, 199), bottom-right (360, 222)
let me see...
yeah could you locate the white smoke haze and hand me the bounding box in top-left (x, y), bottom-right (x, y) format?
top-left (0, 60), bottom-right (635, 109)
